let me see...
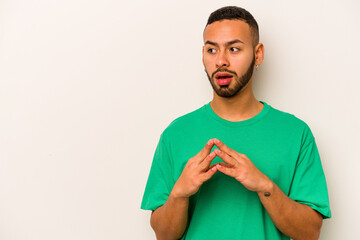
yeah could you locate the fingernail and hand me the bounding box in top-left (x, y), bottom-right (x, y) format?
top-left (207, 139), bottom-right (212, 145)
top-left (214, 139), bottom-right (220, 144)
top-left (210, 152), bottom-right (215, 157)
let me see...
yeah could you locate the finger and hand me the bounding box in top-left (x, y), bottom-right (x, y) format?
top-left (216, 163), bottom-right (236, 177)
top-left (214, 148), bottom-right (236, 166)
top-left (213, 139), bottom-right (237, 157)
top-left (199, 151), bottom-right (216, 169)
top-left (209, 163), bottom-right (217, 169)
top-left (202, 165), bottom-right (218, 181)
top-left (195, 139), bottom-right (215, 160)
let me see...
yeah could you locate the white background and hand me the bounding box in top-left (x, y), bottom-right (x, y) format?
top-left (0, 0), bottom-right (359, 239)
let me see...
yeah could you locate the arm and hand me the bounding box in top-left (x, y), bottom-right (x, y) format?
top-left (213, 139), bottom-right (323, 240)
top-left (150, 193), bottom-right (189, 240)
top-left (258, 181), bottom-right (323, 240)
top-left (150, 140), bottom-right (218, 240)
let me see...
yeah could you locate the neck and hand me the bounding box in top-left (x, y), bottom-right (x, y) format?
top-left (210, 79), bottom-right (263, 122)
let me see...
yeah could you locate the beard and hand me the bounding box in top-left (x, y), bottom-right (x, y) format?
top-left (205, 56), bottom-right (255, 98)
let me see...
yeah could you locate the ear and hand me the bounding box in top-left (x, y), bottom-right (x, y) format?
top-left (254, 43), bottom-right (264, 66)
top-left (202, 46), bottom-right (205, 66)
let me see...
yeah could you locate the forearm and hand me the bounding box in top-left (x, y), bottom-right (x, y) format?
top-left (258, 181), bottom-right (323, 240)
top-left (150, 140), bottom-right (218, 239)
top-left (150, 191), bottom-right (189, 240)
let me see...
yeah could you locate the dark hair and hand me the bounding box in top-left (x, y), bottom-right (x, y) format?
top-left (205, 6), bottom-right (259, 46)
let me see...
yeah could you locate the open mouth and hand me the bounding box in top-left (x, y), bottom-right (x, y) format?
top-left (215, 73), bottom-right (233, 86)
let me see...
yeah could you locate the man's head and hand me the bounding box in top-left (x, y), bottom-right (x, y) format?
top-left (204, 6), bottom-right (259, 47)
top-left (202, 6), bottom-right (264, 98)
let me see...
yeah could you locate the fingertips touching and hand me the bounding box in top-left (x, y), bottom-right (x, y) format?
top-left (213, 138), bottom-right (221, 145)
top-left (214, 148), bottom-right (222, 156)
top-left (204, 165), bottom-right (218, 180)
top-left (216, 163), bottom-right (227, 172)
top-left (217, 162), bottom-right (229, 168)
top-left (206, 139), bottom-right (215, 148)
top-left (202, 139), bottom-right (213, 153)
top-left (208, 163), bottom-right (218, 169)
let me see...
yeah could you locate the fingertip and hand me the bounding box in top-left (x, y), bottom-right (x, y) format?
top-left (214, 148), bottom-right (221, 155)
top-left (206, 139), bottom-right (214, 147)
top-left (216, 164), bottom-right (226, 173)
top-left (220, 161), bottom-right (226, 165)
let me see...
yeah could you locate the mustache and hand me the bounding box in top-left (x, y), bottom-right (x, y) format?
top-left (211, 68), bottom-right (238, 78)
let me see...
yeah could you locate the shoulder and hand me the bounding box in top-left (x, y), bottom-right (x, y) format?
top-left (267, 103), bottom-right (315, 141)
top-left (160, 104), bottom-right (207, 139)
top-left (169, 106), bottom-right (205, 127)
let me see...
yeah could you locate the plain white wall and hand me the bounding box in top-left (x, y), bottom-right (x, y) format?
top-left (0, 0), bottom-right (359, 239)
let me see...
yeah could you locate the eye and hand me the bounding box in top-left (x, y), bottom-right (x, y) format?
top-left (230, 47), bottom-right (240, 52)
top-left (207, 48), bottom-right (216, 53)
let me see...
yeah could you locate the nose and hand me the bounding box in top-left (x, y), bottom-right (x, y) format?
top-left (216, 51), bottom-right (229, 68)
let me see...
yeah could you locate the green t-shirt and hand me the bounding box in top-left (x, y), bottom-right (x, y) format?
top-left (141, 101), bottom-right (331, 240)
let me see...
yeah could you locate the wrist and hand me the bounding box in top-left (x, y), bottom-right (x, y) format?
top-left (170, 185), bottom-right (190, 199)
top-left (169, 190), bottom-right (190, 208)
top-left (257, 177), bottom-right (275, 196)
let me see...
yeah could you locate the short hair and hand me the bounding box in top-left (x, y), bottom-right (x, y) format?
top-left (204, 6), bottom-right (259, 46)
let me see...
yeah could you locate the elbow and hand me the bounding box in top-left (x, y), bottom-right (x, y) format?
top-left (150, 211), bottom-right (166, 239)
top-left (304, 209), bottom-right (323, 240)
top-left (150, 210), bottom-right (182, 240)
top-left (297, 231), bottom-right (321, 240)
top-left (312, 219), bottom-right (323, 240)
top-left (150, 211), bottom-right (157, 232)
top-left (294, 231), bottom-right (320, 240)
top-left (296, 217), bottom-right (323, 240)
top-left (311, 212), bottom-right (323, 240)
top-left (151, 225), bottom-right (183, 240)
top-left (307, 228), bottom-right (321, 240)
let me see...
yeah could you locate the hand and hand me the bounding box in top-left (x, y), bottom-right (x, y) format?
top-left (171, 139), bottom-right (218, 198)
top-left (213, 139), bottom-right (272, 193)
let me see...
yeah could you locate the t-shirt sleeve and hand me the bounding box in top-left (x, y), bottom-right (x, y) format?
top-left (288, 125), bottom-right (331, 219)
top-left (141, 133), bottom-right (174, 211)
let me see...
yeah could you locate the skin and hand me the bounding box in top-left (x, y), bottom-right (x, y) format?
top-left (150, 140), bottom-right (218, 239)
top-left (203, 19), bottom-right (264, 120)
top-left (150, 19), bottom-right (323, 240)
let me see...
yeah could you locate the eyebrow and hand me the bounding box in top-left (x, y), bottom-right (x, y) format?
top-left (205, 39), bottom-right (245, 47)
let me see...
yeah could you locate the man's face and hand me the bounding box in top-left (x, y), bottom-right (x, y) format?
top-left (203, 20), bottom-right (256, 98)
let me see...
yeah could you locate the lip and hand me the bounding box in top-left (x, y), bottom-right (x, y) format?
top-left (215, 72), bottom-right (233, 85)
top-left (215, 72), bottom-right (233, 79)
top-left (216, 77), bottom-right (232, 85)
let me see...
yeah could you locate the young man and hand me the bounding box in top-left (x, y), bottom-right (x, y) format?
top-left (141, 6), bottom-right (331, 240)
